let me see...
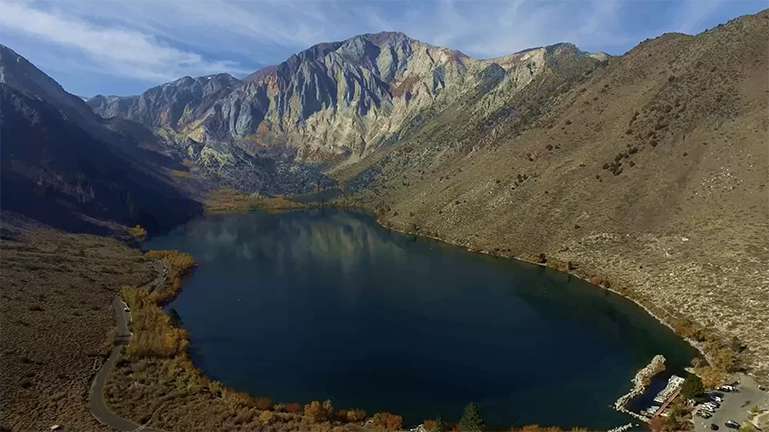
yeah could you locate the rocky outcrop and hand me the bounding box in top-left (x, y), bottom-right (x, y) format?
top-left (613, 355), bottom-right (666, 422)
top-left (86, 33), bottom-right (606, 166)
top-left (87, 73), bottom-right (242, 131)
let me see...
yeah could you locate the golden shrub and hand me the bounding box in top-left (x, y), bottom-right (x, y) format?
top-left (372, 412), bottom-right (403, 431)
top-left (259, 410), bottom-right (276, 425)
top-left (304, 400), bottom-right (334, 423)
top-left (345, 409), bottom-right (367, 423)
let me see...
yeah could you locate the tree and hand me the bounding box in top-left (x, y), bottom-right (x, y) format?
top-left (699, 367), bottom-right (726, 388)
top-left (346, 409), bottom-right (367, 422)
top-left (372, 413), bottom-right (404, 431)
top-left (713, 348), bottom-right (739, 372)
top-left (128, 225), bottom-right (147, 240)
top-left (680, 374), bottom-right (704, 400)
top-left (459, 403), bottom-right (485, 432)
top-left (304, 400), bottom-right (333, 423)
top-left (431, 416), bottom-right (449, 432)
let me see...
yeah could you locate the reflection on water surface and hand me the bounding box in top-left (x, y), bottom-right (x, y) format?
top-left (145, 209), bottom-right (697, 429)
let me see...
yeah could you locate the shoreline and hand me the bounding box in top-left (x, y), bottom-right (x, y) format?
top-left (202, 201), bottom-right (712, 363)
top-left (373, 212), bottom-right (710, 363)
top-left (122, 204), bottom-right (745, 431)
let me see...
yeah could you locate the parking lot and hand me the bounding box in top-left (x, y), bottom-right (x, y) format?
top-left (693, 374), bottom-right (768, 431)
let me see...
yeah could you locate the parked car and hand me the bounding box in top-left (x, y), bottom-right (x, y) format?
top-left (710, 424), bottom-right (719, 430)
top-left (725, 420), bottom-right (740, 429)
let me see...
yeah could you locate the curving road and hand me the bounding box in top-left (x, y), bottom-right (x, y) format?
top-left (89, 267), bottom-right (164, 432)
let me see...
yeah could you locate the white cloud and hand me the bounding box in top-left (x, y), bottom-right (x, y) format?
top-left (0, 1), bottom-right (248, 82)
top-left (0, 0), bottom-right (760, 96)
top-left (671, 0), bottom-right (725, 34)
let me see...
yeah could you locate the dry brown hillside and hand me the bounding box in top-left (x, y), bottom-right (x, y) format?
top-left (0, 214), bottom-right (157, 431)
top-left (338, 11), bottom-right (769, 381)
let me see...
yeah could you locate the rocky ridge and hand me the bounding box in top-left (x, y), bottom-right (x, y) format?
top-left (87, 33), bottom-right (607, 169)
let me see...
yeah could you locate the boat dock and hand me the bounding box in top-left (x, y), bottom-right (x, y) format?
top-left (640, 375), bottom-right (685, 419)
top-left (654, 375), bottom-right (685, 404)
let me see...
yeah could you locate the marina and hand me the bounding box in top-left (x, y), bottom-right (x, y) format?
top-left (613, 360), bottom-right (687, 424)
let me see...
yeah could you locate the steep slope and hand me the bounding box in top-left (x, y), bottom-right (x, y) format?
top-left (338, 11), bottom-right (769, 381)
top-left (86, 72), bottom-right (335, 195)
top-left (87, 32), bottom-right (606, 167)
top-left (0, 45), bottom-right (105, 139)
top-left (87, 73), bottom-right (243, 131)
top-left (0, 84), bottom-right (203, 233)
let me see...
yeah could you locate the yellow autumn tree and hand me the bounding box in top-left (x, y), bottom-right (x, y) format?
top-left (128, 225), bottom-right (148, 240)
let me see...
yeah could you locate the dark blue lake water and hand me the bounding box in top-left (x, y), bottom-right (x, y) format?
top-left (144, 209), bottom-right (697, 430)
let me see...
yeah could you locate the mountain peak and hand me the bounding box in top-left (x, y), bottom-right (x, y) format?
top-left (360, 31), bottom-right (413, 45)
top-left (0, 43), bottom-right (108, 137)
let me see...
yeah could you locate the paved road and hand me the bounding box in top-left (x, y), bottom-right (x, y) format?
top-left (89, 266), bottom-right (165, 432)
top-left (692, 374), bottom-right (769, 432)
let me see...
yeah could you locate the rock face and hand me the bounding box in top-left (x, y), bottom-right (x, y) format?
top-left (87, 32), bottom-right (607, 164)
top-left (87, 73), bottom-right (242, 132)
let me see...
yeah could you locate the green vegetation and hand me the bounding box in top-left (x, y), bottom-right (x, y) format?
top-left (674, 316), bottom-right (743, 378)
top-left (459, 403), bottom-right (485, 432)
top-left (648, 396), bottom-right (694, 432)
top-left (424, 416), bottom-right (449, 432)
top-left (680, 374), bottom-right (705, 400)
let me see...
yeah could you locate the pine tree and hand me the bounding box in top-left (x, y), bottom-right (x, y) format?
top-left (434, 415), bottom-right (449, 432)
top-left (458, 403), bottom-right (485, 432)
top-left (680, 374), bottom-right (704, 399)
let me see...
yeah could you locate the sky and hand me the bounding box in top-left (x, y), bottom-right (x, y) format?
top-left (0, 0), bottom-right (765, 97)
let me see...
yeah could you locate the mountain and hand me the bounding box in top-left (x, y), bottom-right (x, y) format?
top-left (0, 44), bottom-right (203, 233)
top-left (0, 45), bottom-right (105, 139)
top-left (87, 32), bottom-right (607, 169)
top-left (86, 73), bottom-right (242, 131)
top-left (336, 11), bottom-right (769, 380)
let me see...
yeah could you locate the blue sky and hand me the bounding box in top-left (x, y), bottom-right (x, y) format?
top-left (1, 0), bottom-right (765, 97)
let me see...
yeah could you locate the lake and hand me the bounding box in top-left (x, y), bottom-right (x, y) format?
top-left (144, 209), bottom-right (698, 430)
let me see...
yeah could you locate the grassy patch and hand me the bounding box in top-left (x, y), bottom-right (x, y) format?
top-left (204, 188), bottom-right (308, 213)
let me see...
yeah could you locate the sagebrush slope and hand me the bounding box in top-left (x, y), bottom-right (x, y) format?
top-left (339, 11), bottom-right (769, 381)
